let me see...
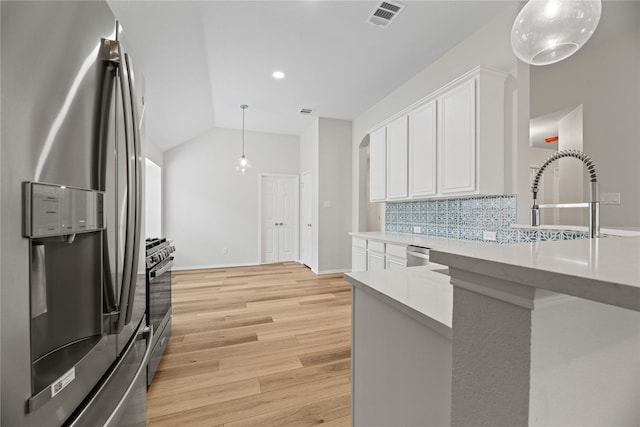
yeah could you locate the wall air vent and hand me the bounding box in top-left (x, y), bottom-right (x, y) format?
top-left (300, 108), bottom-right (313, 115)
top-left (367, 1), bottom-right (405, 28)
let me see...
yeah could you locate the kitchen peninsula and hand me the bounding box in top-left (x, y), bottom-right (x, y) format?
top-left (346, 236), bottom-right (640, 426)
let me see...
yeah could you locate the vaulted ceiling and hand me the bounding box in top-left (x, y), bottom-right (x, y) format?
top-left (108, 1), bottom-right (513, 151)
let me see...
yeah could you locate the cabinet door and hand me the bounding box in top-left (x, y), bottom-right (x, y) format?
top-left (369, 127), bottom-right (387, 202)
top-left (439, 79), bottom-right (476, 195)
top-left (385, 256), bottom-right (407, 270)
top-left (409, 101), bottom-right (437, 198)
top-left (386, 116), bottom-right (408, 200)
top-left (352, 248), bottom-right (367, 272)
top-left (367, 251), bottom-right (385, 271)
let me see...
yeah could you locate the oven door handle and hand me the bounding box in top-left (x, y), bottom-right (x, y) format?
top-left (150, 258), bottom-right (174, 280)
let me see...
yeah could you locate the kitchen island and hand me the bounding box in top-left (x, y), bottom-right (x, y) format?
top-left (346, 264), bottom-right (453, 426)
top-left (347, 236), bottom-right (640, 426)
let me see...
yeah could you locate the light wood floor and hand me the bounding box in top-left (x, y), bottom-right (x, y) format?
top-left (147, 262), bottom-right (352, 426)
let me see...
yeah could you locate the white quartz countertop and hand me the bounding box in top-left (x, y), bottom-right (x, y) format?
top-left (430, 236), bottom-right (640, 312)
top-left (345, 264), bottom-right (453, 336)
top-left (349, 231), bottom-right (496, 250)
top-left (510, 224), bottom-right (640, 237)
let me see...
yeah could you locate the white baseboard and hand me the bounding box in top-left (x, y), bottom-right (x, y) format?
top-left (172, 262), bottom-right (257, 271)
top-left (173, 263), bottom-right (349, 276)
top-left (315, 268), bottom-right (350, 275)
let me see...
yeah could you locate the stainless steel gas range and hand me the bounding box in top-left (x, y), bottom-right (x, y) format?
top-left (145, 238), bottom-right (175, 386)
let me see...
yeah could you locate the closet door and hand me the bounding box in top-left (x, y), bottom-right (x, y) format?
top-left (261, 176), bottom-right (279, 264)
top-left (261, 175), bottom-right (298, 263)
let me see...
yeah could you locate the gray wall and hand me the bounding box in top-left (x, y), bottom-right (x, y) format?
top-left (164, 127), bottom-right (299, 269)
top-left (300, 117), bottom-right (352, 274)
top-left (530, 1), bottom-right (640, 227)
top-left (318, 118), bottom-right (352, 273)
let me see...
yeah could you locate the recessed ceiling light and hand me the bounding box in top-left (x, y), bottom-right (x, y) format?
top-left (272, 71), bottom-right (285, 79)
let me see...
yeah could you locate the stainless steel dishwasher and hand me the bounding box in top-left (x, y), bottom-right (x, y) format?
top-left (406, 245), bottom-right (432, 266)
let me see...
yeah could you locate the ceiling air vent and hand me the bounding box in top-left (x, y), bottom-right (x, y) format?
top-left (367, 1), bottom-right (405, 28)
top-left (300, 108), bottom-right (313, 115)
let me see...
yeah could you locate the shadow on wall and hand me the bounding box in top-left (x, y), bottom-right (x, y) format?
top-left (358, 134), bottom-right (383, 232)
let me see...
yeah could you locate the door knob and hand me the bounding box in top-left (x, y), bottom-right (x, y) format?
top-left (279, 222), bottom-right (284, 226)
top-left (274, 222), bottom-right (278, 226)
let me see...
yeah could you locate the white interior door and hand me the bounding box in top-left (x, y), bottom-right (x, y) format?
top-left (261, 176), bottom-right (278, 264)
top-left (277, 177), bottom-right (295, 262)
top-left (261, 174), bottom-right (298, 264)
top-left (300, 171), bottom-right (312, 267)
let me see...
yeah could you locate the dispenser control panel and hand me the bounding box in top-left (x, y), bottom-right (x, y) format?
top-left (24, 182), bottom-right (105, 238)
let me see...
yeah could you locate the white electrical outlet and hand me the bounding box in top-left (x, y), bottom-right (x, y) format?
top-left (222, 247), bottom-right (228, 254)
top-left (600, 192), bottom-right (621, 204)
top-left (483, 231), bottom-right (497, 241)
top-left (413, 226), bottom-right (421, 233)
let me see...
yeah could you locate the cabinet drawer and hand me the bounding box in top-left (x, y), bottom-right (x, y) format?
top-left (385, 243), bottom-right (406, 258)
top-left (353, 237), bottom-right (367, 249)
top-left (368, 240), bottom-right (385, 253)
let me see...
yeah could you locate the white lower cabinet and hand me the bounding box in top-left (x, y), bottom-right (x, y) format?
top-left (352, 238), bottom-right (409, 271)
top-left (386, 256), bottom-right (406, 269)
top-left (352, 248), bottom-right (367, 272)
top-left (385, 243), bottom-right (407, 269)
top-left (366, 240), bottom-right (386, 271)
top-left (367, 251), bottom-right (386, 271)
top-left (352, 238), bottom-right (368, 272)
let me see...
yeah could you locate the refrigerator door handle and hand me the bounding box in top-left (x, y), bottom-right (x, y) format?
top-left (114, 43), bottom-right (136, 333)
top-left (123, 52), bottom-right (142, 326)
top-left (104, 325), bottom-right (153, 427)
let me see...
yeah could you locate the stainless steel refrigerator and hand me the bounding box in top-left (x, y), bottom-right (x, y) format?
top-left (1, 1), bottom-right (151, 425)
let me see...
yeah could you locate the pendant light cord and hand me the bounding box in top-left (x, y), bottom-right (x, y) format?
top-left (242, 107), bottom-right (245, 157)
top-left (240, 104), bottom-right (248, 158)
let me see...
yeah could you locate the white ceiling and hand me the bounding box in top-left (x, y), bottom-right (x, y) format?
top-left (107, 1), bottom-right (511, 151)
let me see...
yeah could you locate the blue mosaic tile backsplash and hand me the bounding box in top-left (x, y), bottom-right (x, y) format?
top-left (385, 195), bottom-right (588, 244)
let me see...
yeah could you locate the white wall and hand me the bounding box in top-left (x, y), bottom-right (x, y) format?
top-left (530, 1), bottom-right (640, 228)
top-left (318, 118), bottom-right (352, 273)
top-left (351, 5), bottom-right (528, 230)
top-left (164, 127), bottom-right (299, 269)
top-left (146, 141), bottom-right (164, 167)
top-left (145, 158), bottom-right (162, 238)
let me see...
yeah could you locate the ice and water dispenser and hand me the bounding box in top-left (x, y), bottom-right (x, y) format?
top-left (24, 182), bottom-right (107, 402)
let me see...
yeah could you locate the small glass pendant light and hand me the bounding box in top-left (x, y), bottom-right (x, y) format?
top-left (235, 104), bottom-right (252, 175)
top-left (511, 0), bottom-right (602, 66)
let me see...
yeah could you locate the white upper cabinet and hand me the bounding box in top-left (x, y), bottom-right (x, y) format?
top-left (369, 127), bottom-right (387, 202)
top-left (438, 68), bottom-right (506, 196)
top-left (439, 79), bottom-right (476, 195)
top-left (409, 100), bottom-right (437, 198)
top-left (386, 116), bottom-right (409, 200)
top-left (368, 66), bottom-right (506, 202)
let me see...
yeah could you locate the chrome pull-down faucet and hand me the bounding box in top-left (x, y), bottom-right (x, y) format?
top-left (531, 149), bottom-right (600, 238)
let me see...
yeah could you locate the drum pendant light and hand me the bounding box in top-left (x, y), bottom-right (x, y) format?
top-left (511, 0), bottom-right (602, 66)
top-left (234, 104), bottom-right (252, 175)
